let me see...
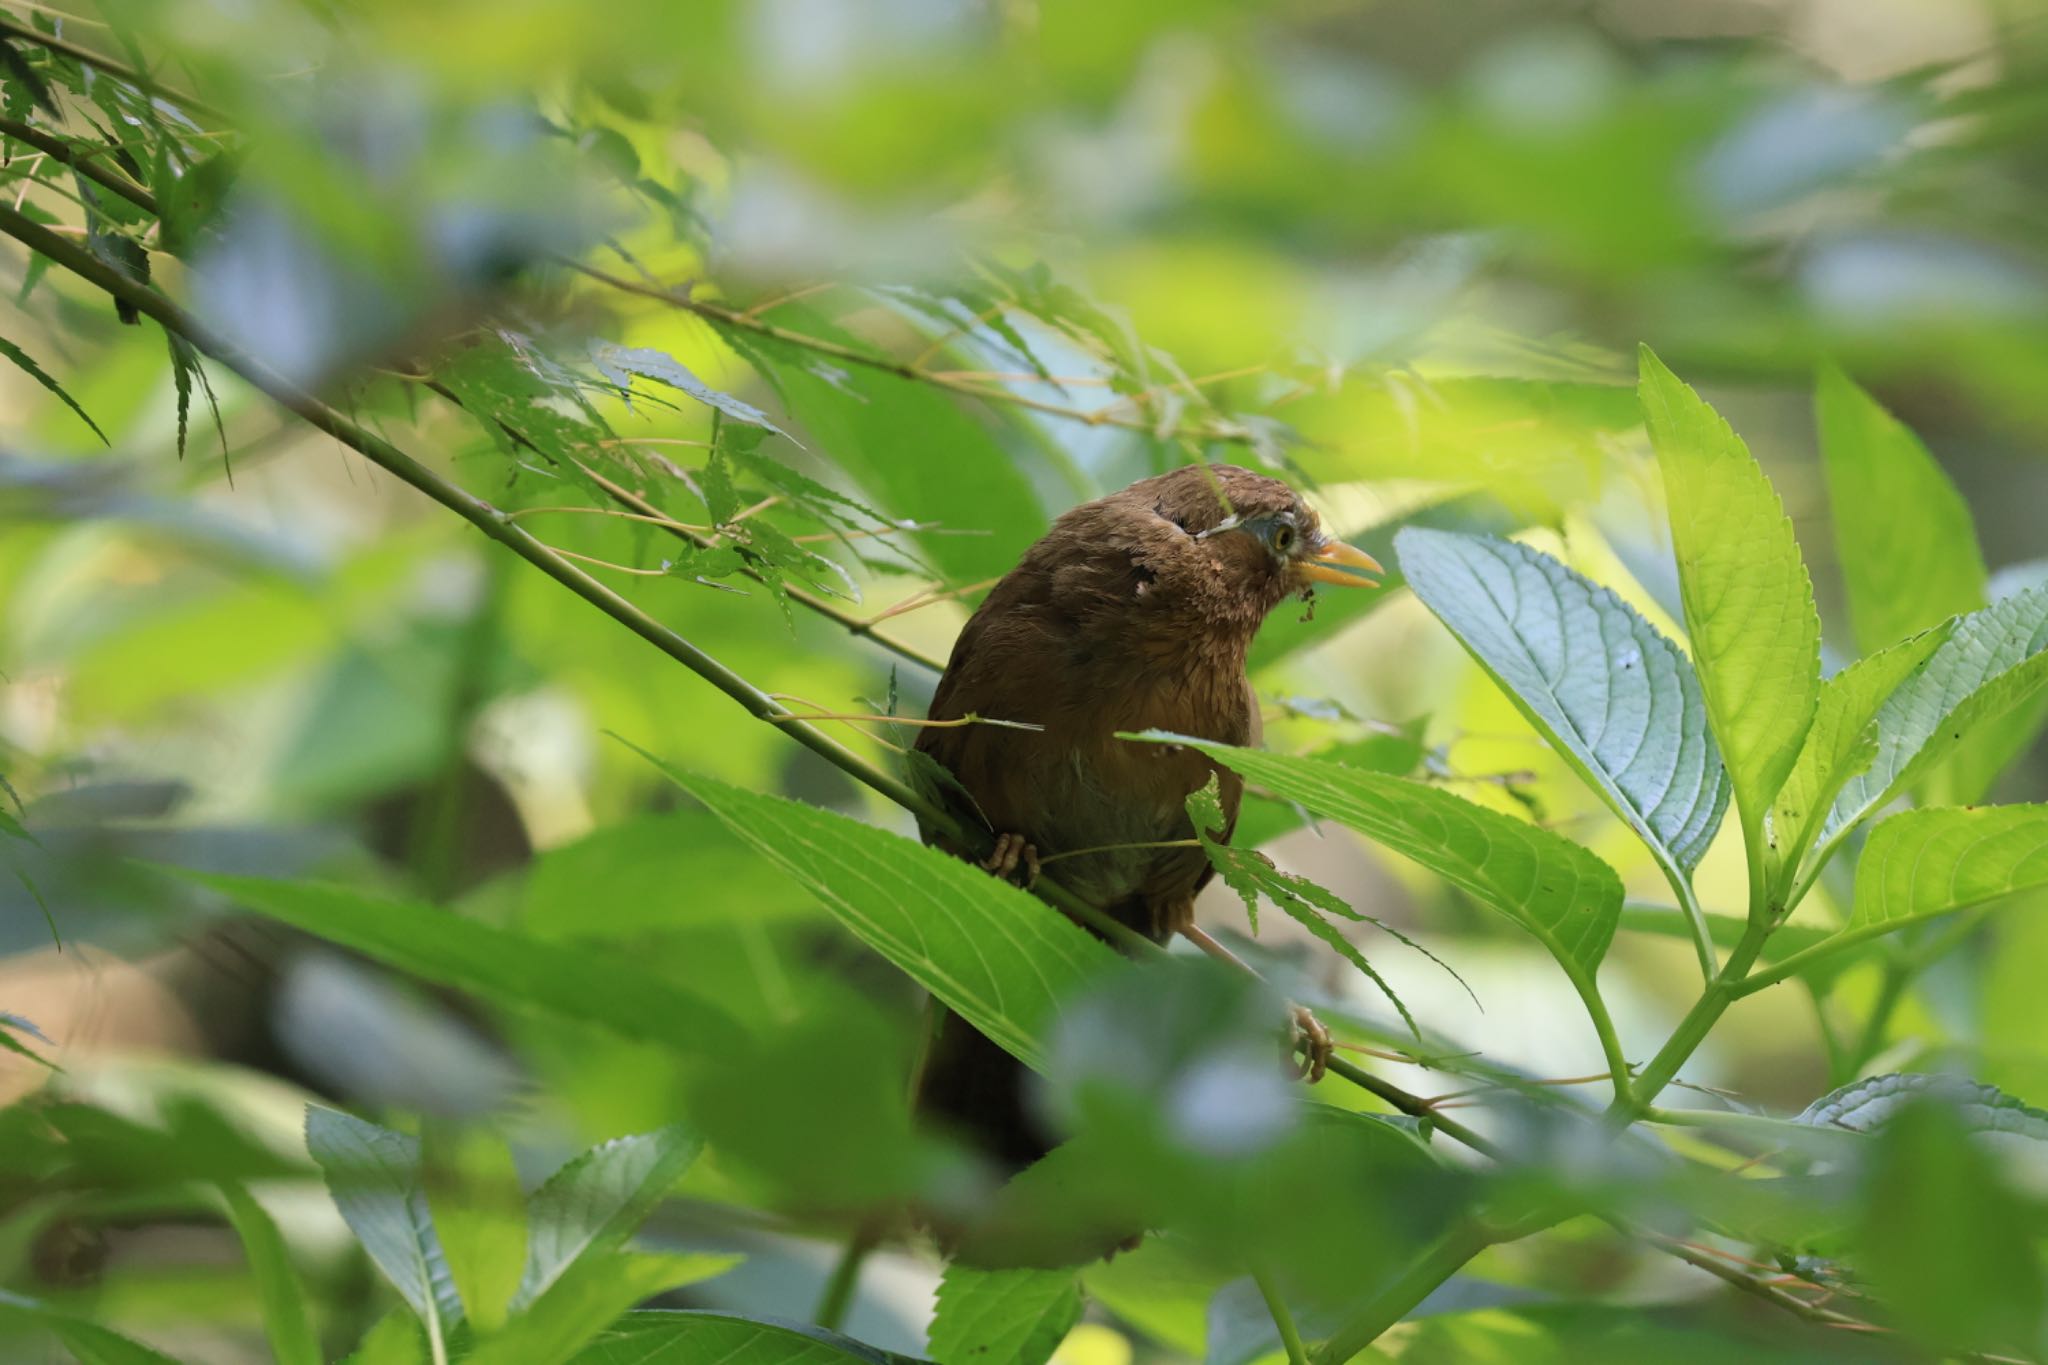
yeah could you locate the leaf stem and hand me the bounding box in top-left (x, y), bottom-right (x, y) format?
top-left (1253, 1265), bottom-right (1311, 1365)
top-left (812, 1229), bottom-right (871, 1332)
top-left (1311, 1220), bottom-right (1495, 1365)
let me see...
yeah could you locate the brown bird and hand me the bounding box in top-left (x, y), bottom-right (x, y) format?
top-left (912, 463), bottom-right (1382, 1168)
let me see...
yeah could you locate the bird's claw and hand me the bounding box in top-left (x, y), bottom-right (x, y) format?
top-left (980, 832), bottom-right (1041, 888)
top-left (1289, 1003), bottom-right (1331, 1084)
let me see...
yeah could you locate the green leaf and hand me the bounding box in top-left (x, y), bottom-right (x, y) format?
top-left (1768, 625), bottom-right (1951, 894)
top-left (516, 1126), bottom-right (704, 1310)
top-left (1639, 347), bottom-right (1819, 846)
top-left (0, 1293), bottom-right (188, 1364)
top-left (1848, 804), bottom-right (2048, 933)
top-left (338, 1308), bottom-right (426, 1365)
top-left (1394, 527), bottom-right (1728, 885)
top-left (0, 334), bottom-right (109, 443)
top-left (636, 752), bottom-right (1117, 1073)
top-left (1825, 586), bottom-right (2048, 844)
top-left (1127, 735), bottom-right (1623, 989)
top-left (1816, 365), bottom-right (1988, 658)
top-left (473, 1252), bottom-right (741, 1365)
top-left (218, 1182), bottom-right (321, 1365)
top-left (422, 1122), bottom-right (527, 1333)
top-left (928, 1266), bottom-right (1082, 1365)
top-left (305, 1106), bottom-right (465, 1335)
top-left (590, 343), bottom-right (792, 440)
top-left (173, 870), bottom-right (744, 1054)
top-left (1798, 1073), bottom-right (2048, 1139)
top-left (567, 1311), bottom-right (927, 1363)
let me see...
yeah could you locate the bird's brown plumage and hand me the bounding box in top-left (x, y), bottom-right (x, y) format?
top-left (912, 464), bottom-right (1375, 1167)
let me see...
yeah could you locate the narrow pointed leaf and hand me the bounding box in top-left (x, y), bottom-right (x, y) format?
top-left (0, 334), bottom-right (109, 443)
top-left (1849, 805), bottom-right (2048, 932)
top-left (1127, 735), bottom-right (1623, 984)
top-left (219, 1182), bottom-right (321, 1365)
top-left (636, 754), bottom-right (1116, 1073)
top-left (516, 1126), bottom-right (704, 1310)
top-left (1640, 347), bottom-right (1819, 839)
top-left (1395, 527), bottom-right (1728, 883)
top-left (567, 1310), bottom-right (926, 1364)
top-left (1768, 625), bottom-right (1951, 892)
top-left (929, 1266), bottom-right (1082, 1365)
top-left (1825, 586), bottom-right (2048, 843)
top-left (306, 1107), bottom-right (465, 1334)
top-left (1817, 366), bottom-right (1987, 657)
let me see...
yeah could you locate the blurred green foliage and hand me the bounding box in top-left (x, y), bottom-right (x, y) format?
top-left (4, 0), bottom-right (2048, 1362)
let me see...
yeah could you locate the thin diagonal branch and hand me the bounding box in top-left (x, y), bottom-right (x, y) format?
top-left (0, 15), bottom-right (227, 123)
top-left (0, 114), bottom-right (157, 208)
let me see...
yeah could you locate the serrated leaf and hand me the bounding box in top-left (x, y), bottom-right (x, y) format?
top-left (515, 1126), bottom-right (704, 1310)
top-left (1825, 586), bottom-right (2048, 843)
top-left (566, 1310), bottom-right (927, 1364)
top-left (1395, 527), bottom-right (1729, 890)
top-left (1768, 625), bottom-right (1951, 895)
top-left (0, 334), bottom-right (108, 443)
top-left (1640, 347), bottom-right (1819, 845)
top-left (1848, 804), bottom-right (2048, 933)
top-left (1798, 1073), bottom-right (2048, 1139)
top-left (218, 1182), bottom-right (321, 1365)
top-left (632, 748), bottom-right (1116, 1073)
top-left (474, 1252), bottom-right (740, 1365)
top-left (591, 343), bottom-right (790, 439)
top-left (171, 870), bottom-right (745, 1054)
top-left (928, 1266), bottom-right (1081, 1365)
top-left (306, 1107), bottom-right (465, 1333)
top-left (1129, 735), bottom-right (1623, 991)
top-left (1817, 366), bottom-right (1987, 657)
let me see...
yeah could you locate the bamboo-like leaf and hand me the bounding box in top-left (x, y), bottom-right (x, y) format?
top-left (1768, 625), bottom-right (1951, 894)
top-left (1849, 805), bottom-right (2048, 933)
top-left (1127, 735), bottom-right (1623, 986)
top-left (1395, 527), bottom-right (1728, 884)
top-left (0, 334), bottom-right (109, 443)
top-left (637, 753), bottom-right (1117, 1073)
top-left (306, 1107), bottom-right (465, 1335)
top-left (1816, 366), bottom-right (1987, 658)
top-left (1640, 347), bottom-right (1820, 844)
top-left (1825, 586), bottom-right (2048, 844)
top-left (928, 1266), bottom-right (1082, 1365)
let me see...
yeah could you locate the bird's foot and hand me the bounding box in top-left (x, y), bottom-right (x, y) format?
top-left (1148, 895), bottom-right (1195, 940)
top-left (1288, 1003), bottom-right (1331, 1084)
top-left (980, 832), bottom-right (1041, 888)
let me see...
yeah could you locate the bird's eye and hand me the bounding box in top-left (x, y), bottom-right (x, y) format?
top-left (1271, 523), bottom-right (1296, 553)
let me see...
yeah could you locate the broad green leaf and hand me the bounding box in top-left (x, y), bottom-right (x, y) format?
top-left (339, 1309), bottom-right (426, 1365)
top-left (1640, 347), bottom-right (1819, 842)
top-left (219, 1182), bottom-right (321, 1365)
top-left (716, 304), bottom-right (1047, 583)
top-left (1816, 366), bottom-right (1987, 657)
top-left (472, 1252), bottom-right (741, 1365)
top-left (518, 811), bottom-right (810, 940)
top-left (306, 1107), bottom-right (465, 1334)
top-left (1825, 586), bottom-right (2048, 843)
top-left (0, 334), bottom-right (109, 444)
top-left (567, 1310), bottom-right (927, 1364)
top-left (1767, 625), bottom-right (1951, 894)
top-left (1127, 735), bottom-right (1623, 987)
top-left (176, 871), bottom-right (744, 1054)
top-left (1849, 805), bottom-right (2048, 933)
top-left (422, 1123), bottom-right (527, 1333)
top-left (639, 756), bottom-right (1117, 1073)
top-left (516, 1126), bottom-right (704, 1310)
top-left (928, 1266), bottom-right (1082, 1365)
top-left (1395, 527), bottom-right (1728, 882)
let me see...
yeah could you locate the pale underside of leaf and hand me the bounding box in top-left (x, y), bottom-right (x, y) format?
top-left (1825, 585), bottom-right (2048, 844)
top-left (515, 1126), bottom-right (705, 1310)
top-left (305, 1107), bottom-right (465, 1334)
top-left (1395, 526), bottom-right (1729, 882)
top-left (1640, 347), bottom-right (1820, 838)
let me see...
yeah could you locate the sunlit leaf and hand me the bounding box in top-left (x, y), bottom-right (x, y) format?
top-left (1849, 804), bottom-right (2048, 933)
top-left (306, 1106), bottom-right (465, 1334)
top-left (636, 752), bottom-right (1116, 1073)
top-left (928, 1266), bottom-right (1082, 1365)
top-left (1395, 527), bottom-right (1728, 884)
top-left (566, 1310), bottom-right (926, 1364)
top-left (422, 1122), bottom-right (527, 1333)
top-left (473, 1252), bottom-right (741, 1365)
top-left (1640, 347), bottom-right (1819, 846)
top-left (218, 1182), bottom-right (321, 1365)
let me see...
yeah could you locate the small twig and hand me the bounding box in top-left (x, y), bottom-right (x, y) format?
top-left (543, 546), bottom-right (669, 577)
top-left (507, 505), bottom-right (712, 535)
top-left (0, 15), bottom-right (227, 122)
top-left (1038, 838), bottom-right (1202, 866)
top-left (861, 577), bottom-right (999, 626)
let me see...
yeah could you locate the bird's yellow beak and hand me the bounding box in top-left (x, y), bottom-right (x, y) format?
top-left (1294, 538), bottom-right (1383, 589)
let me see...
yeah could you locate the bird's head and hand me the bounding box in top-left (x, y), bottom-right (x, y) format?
top-left (1121, 464), bottom-right (1382, 629)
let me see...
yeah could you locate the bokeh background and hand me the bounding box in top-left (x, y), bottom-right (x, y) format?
top-left (4, 0), bottom-right (2048, 1359)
